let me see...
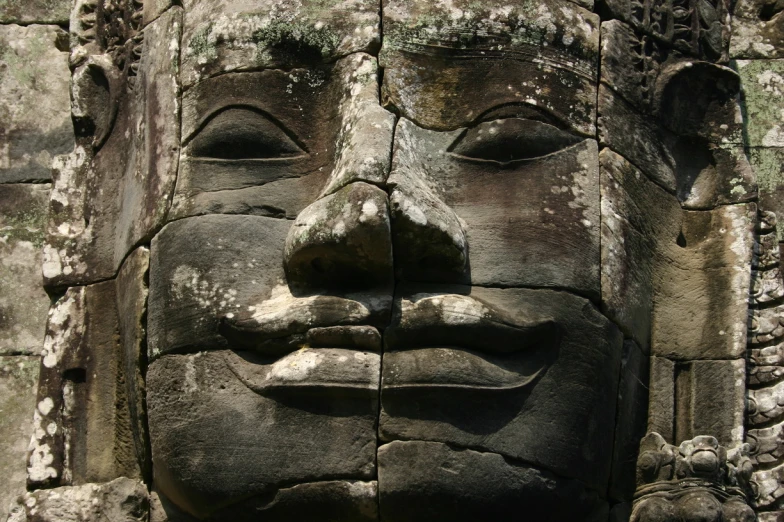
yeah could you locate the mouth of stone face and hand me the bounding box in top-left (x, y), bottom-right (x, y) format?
top-left (219, 292), bottom-right (558, 396)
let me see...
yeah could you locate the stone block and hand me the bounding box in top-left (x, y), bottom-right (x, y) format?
top-left (388, 118), bottom-right (602, 297)
top-left (0, 24), bottom-right (73, 183)
top-left (0, 184), bottom-right (50, 356)
top-left (0, 0), bottom-right (70, 25)
top-left (0, 356), bottom-right (38, 522)
top-left (377, 440), bottom-right (608, 522)
top-left (7, 477), bottom-right (148, 522)
top-left (652, 204), bottom-right (756, 360)
top-left (600, 149), bottom-right (681, 348)
top-left (675, 359), bottom-right (747, 447)
top-left (737, 60), bottom-right (784, 147)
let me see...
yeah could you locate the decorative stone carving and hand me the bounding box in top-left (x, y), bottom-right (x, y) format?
top-left (631, 433), bottom-right (756, 522)
top-left (6, 0), bottom-right (783, 519)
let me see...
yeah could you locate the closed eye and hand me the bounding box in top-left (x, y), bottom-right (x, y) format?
top-left (188, 106), bottom-right (306, 160)
top-left (448, 118), bottom-right (583, 165)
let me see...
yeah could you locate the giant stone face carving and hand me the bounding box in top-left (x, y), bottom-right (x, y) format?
top-left (22, 0), bottom-right (782, 520)
top-left (145, 0), bottom-right (625, 519)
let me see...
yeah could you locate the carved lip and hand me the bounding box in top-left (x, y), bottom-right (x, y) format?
top-left (225, 347), bottom-right (381, 397)
top-left (382, 293), bottom-right (559, 392)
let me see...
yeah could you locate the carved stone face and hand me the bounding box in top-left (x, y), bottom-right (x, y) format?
top-left (138, 1), bottom-right (749, 521)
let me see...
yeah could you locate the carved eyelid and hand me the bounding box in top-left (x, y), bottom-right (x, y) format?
top-left (448, 118), bottom-right (584, 165)
top-left (186, 105), bottom-right (307, 161)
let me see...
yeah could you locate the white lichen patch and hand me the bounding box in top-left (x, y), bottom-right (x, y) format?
top-left (267, 348), bottom-right (324, 381)
top-left (41, 290), bottom-right (85, 369)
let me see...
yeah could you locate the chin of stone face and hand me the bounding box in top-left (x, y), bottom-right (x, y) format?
top-left (7, 0), bottom-right (783, 520)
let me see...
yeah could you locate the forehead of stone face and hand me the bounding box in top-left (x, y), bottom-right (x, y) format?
top-left (380, 0), bottom-right (600, 134)
top-left (181, 0), bottom-right (380, 88)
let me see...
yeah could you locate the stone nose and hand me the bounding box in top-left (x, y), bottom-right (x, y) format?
top-left (283, 181), bottom-right (394, 294)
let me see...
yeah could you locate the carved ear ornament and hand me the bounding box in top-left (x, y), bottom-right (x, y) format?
top-left (71, 55), bottom-right (123, 150)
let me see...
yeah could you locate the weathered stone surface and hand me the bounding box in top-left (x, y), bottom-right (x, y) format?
top-left (378, 440), bottom-right (607, 522)
top-left (600, 149), bottom-right (680, 347)
top-left (0, 356), bottom-right (39, 522)
top-left (0, 0), bottom-right (70, 24)
top-left (29, 274), bottom-right (144, 489)
top-left (380, 285), bottom-right (623, 490)
top-left (652, 203), bottom-right (756, 360)
top-left (171, 53), bottom-right (393, 222)
top-left (44, 8), bottom-right (181, 288)
top-left (610, 340), bottom-right (650, 502)
top-left (116, 247), bottom-right (151, 483)
top-left (598, 90), bottom-right (753, 210)
top-left (147, 350), bottom-right (379, 519)
top-left (648, 356), bottom-right (676, 443)
top-left (675, 359), bottom-right (747, 447)
top-left (381, 0), bottom-right (600, 136)
top-left (0, 184), bottom-right (50, 356)
top-left (7, 477), bottom-right (149, 522)
top-left (731, 0), bottom-right (784, 59)
top-left (738, 60), bottom-right (784, 147)
top-left (631, 433), bottom-right (756, 522)
top-left (0, 24), bottom-right (72, 183)
top-left (599, 0), bottom-right (731, 61)
top-left (390, 118), bottom-right (601, 296)
top-left (144, 0), bottom-right (175, 26)
top-left (750, 148), bottom-right (784, 241)
top-left (179, 0), bottom-right (380, 88)
top-left (151, 481), bottom-right (378, 522)
top-left (284, 182), bottom-right (393, 294)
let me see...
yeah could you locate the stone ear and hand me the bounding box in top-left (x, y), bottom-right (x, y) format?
top-left (71, 55), bottom-right (122, 150)
top-left (652, 61), bottom-right (740, 137)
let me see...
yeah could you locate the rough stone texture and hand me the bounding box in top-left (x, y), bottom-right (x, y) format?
top-left (378, 440), bottom-right (607, 522)
top-left (171, 53), bottom-right (393, 222)
top-left (7, 477), bottom-right (149, 522)
top-left (29, 248), bottom-right (149, 490)
top-left (652, 203), bottom-right (756, 361)
top-left (381, 0), bottom-right (600, 136)
top-left (147, 350), bottom-right (379, 519)
top-left (610, 340), bottom-right (650, 502)
top-left (750, 147), bottom-right (784, 242)
top-left (379, 285), bottom-right (623, 491)
top-left (150, 481), bottom-right (378, 522)
top-left (0, 184), bottom-right (50, 356)
top-left (675, 359), bottom-right (747, 447)
top-left (179, 0), bottom-right (380, 88)
top-left (648, 356), bottom-right (676, 443)
top-left (600, 149), bottom-right (680, 348)
top-left (0, 24), bottom-right (73, 183)
top-left (0, 1), bottom-right (70, 24)
top-left (731, 0), bottom-right (784, 59)
top-left (44, 8), bottom-right (181, 289)
top-left (0, 356), bottom-right (39, 522)
top-left (390, 118), bottom-right (601, 297)
top-left (737, 60), bottom-right (784, 147)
